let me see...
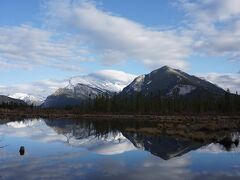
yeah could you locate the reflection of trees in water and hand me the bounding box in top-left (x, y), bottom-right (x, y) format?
top-left (44, 118), bottom-right (240, 159)
top-left (98, 120), bottom-right (240, 152)
top-left (45, 119), bottom-right (122, 145)
top-left (217, 132), bottom-right (240, 151)
top-left (45, 118), bottom-right (240, 144)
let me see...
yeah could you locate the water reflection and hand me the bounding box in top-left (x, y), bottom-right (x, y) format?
top-left (0, 118), bottom-right (240, 179)
top-left (1, 118), bottom-right (240, 158)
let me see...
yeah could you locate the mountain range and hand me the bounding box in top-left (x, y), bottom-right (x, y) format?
top-left (1, 66), bottom-right (227, 107)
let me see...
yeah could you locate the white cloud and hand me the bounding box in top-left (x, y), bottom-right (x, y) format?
top-left (179, 0), bottom-right (240, 22)
top-left (0, 25), bottom-right (91, 71)
top-left (43, 0), bottom-right (192, 70)
top-left (0, 61), bottom-right (32, 70)
top-left (2, 0), bottom-right (239, 73)
top-left (66, 69), bottom-right (136, 92)
top-left (89, 70), bottom-right (136, 84)
top-left (203, 73), bottom-right (240, 93)
top-left (0, 79), bottom-right (67, 100)
top-left (177, 0), bottom-right (240, 62)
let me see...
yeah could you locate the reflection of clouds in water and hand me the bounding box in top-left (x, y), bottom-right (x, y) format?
top-left (0, 119), bottom-right (136, 155)
top-left (93, 155), bottom-right (240, 180)
top-left (2, 119), bottom-right (240, 179)
top-left (0, 119), bottom-right (67, 143)
top-left (0, 152), bottom-right (86, 179)
top-left (0, 152), bottom-right (193, 180)
top-left (0, 120), bottom-right (195, 180)
top-left (197, 143), bottom-right (240, 153)
top-left (193, 168), bottom-right (240, 180)
top-left (97, 156), bottom-right (193, 180)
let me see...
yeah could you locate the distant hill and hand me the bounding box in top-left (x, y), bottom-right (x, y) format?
top-left (0, 95), bottom-right (27, 105)
top-left (9, 93), bottom-right (43, 106)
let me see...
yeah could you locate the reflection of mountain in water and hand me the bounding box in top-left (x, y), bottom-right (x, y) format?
top-left (43, 119), bottom-right (240, 160)
top-left (122, 132), bottom-right (204, 160)
top-left (4, 118), bottom-right (239, 160)
top-left (45, 119), bottom-right (204, 159)
top-left (44, 119), bottom-right (136, 155)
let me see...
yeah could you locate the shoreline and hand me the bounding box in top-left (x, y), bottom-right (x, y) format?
top-left (0, 108), bottom-right (240, 120)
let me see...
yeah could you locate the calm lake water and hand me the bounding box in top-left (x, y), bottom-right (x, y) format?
top-left (0, 118), bottom-right (240, 180)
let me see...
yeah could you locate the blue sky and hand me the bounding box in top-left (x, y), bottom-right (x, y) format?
top-left (0, 0), bottom-right (240, 96)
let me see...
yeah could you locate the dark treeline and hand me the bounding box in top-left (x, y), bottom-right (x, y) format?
top-left (0, 102), bottom-right (32, 109)
top-left (65, 90), bottom-right (240, 115)
top-left (0, 90), bottom-right (240, 115)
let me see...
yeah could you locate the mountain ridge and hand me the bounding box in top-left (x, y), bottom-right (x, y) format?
top-left (120, 66), bottom-right (226, 97)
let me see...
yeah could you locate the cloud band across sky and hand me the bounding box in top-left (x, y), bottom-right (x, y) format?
top-left (1, 0), bottom-right (240, 71)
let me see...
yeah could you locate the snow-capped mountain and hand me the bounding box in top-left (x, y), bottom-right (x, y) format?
top-left (42, 84), bottom-right (108, 108)
top-left (42, 70), bottom-right (136, 108)
top-left (0, 95), bottom-right (27, 105)
top-left (9, 93), bottom-right (43, 106)
top-left (69, 70), bottom-right (136, 92)
top-left (121, 66), bottom-right (226, 97)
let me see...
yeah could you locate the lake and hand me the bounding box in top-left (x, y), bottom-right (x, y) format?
top-left (0, 118), bottom-right (240, 180)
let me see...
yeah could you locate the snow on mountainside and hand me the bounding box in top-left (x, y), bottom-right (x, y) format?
top-left (168, 85), bottom-right (196, 96)
top-left (9, 93), bottom-right (43, 106)
top-left (42, 70), bottom-right (136, 108)
top-left (69, 70), bottom-right (136, 92)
